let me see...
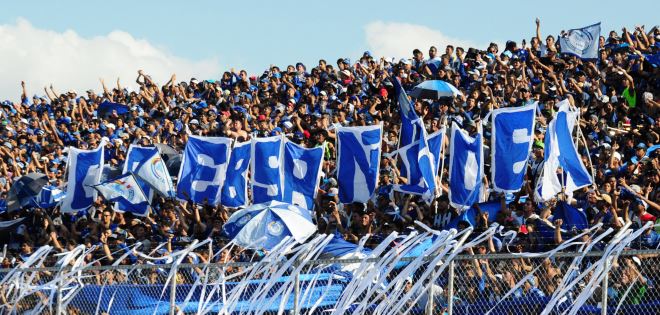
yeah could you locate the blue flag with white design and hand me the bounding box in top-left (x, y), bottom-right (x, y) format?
top-left (491, 104), bottom-right (536, 193)
top-left (448, 122), bottom-right (483, 210)
top-left (35, 186), bottom-right (66, 208)
top-left (61, 141), bottom-right (105, 213)
top-left (559, 22), bottom-right (601, 59)
top-left (177, 135), bottom-right (232, 205)
top-left (221, 140), bottom-right (251, 208)
top-left (118, 145), bottom-right (157, 214)
top-left (394, 126), bottom-right (444, 202)
top-left (392, 77), bottom-right (421, 148)
top-left (336, 124), bottom-right (382, 203)
top-left (427, 128), bottom-right (445, 183)
top-left (251, 136), bottom-right (284, 204)
top-left (92, 173), bottom-right (149, 216)
top-left (537, 99), bottom-right (592, 201)
top-left (134, 150), bottom-right (175, 198)
top-left (282, 140), bottom-right (324, 210)
top-left (392, 77), bottom-right (423, 180)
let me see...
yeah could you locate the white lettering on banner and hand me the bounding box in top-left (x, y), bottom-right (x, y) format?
top-left (433, 212), bottom-right (452, 228)
top-left (464, 151), bottom-right (478, 190)
top-left (191, 154), bottom-right (225, 193)
top-left (512, 128), bottom-right (531, 174)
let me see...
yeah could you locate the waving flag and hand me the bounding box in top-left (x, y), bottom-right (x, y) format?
top-left (251, 136), bottom-right (284, 204)
top-left (336, 124), bottom-right (382, 203)
top-left (61, 140), bottom-right (105, 213)
top-left (35, 186), bottom-right (66, 208)
top-left (491, 104), bottom-right (536, 192)
top-left (282, 140), bottom-right (324, 210)
top-left (537, 100), bottom-right (592, 201)
top-left (394, 127), bottom-right (444, 202)
top-left (92, 173), bottom-right (149, 216)
top-left (448, 122), bottom-right (483, 210)
top-left (392, 77), bottom-right (421, 149)
top-left (134, 150), bottom-right (175, 198)
top-left (119, 145), bottom-right (158, 214)
top-left (427, 128), bottom-right (446, 182)
top-left (559, 22), bottom-right (601, 59)
top-left (177, 135), bottom-right (232, 205)
top-left (221, 141), bottom-right (251, 208)
top-left (97, 101), bottom-right (129, 117)
top-left (553, 201), bottom-right (589, 230)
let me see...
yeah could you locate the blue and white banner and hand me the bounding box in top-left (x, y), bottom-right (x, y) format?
top-left (427, 128), bottom-right (445, 184)
top-left (491, 104), bottom-right (536, 193)
top-left (221, 141), bottom-right (251, 208)
top-left (135, 150), bottom-right (175, 198)
top-left (559, 22), bottom-right (601, 59)
top-left (392, 77), bottom-right (421, 148)
top-left (336, 124), bottom-right (382, 203)
top-left (35, 186), bottom-right (66, 208)
top-left (282, 140), bottom-right (324, 210)
top-left (60, 140), bottom-right (105, 213)
top-left (92, 173), bottom-right (149, 216)
top-left (251, 136), bottom-right (284, 204)
top-left (119, 145), bottom-right (158, 214)
top-left (177, 135), bottom-right (232, 205)
top-left (394, 127), bottom-right (444, 202)
top-left (448, 122), bottom-right (483, 210)
top-left (537, 99), bottom-right (593, 201)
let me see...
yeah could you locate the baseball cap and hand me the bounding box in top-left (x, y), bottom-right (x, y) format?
top-left (189, 119), bottom-right (199, 125)
top-left (258, 115), bottom-right (267, 122)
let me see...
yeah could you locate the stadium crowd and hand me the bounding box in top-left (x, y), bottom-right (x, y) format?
top-left (0, 20), bottom-right (659, 302)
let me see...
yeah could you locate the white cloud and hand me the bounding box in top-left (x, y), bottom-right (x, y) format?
top-left (364, 21), bottom-right (486, 61)
top-left (0, 18), bottom-right (221, 101)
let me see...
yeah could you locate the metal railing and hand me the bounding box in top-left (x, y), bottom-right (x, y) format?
top-left (2, 249), bottom-right (660, 314)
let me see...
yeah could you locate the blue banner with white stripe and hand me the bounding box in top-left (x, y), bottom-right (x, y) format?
top-left (336, 124), bottom-right (382, 203)
top-left (177, 136), bottom-right (232, 205)
top-left (491, 104), bottom-right (536, 193)
top-left (282, 140), bottom-right (324, 210)
top-left (538, 100), bottom-right (592, 201)
top-left (448, 122), bottom-right (483, 210)
top-left (221, 141), bottom-right (251, 208)
top-left (119, 145), bottom-right (158, 214)
top-left (394, 126), bottom-right (443, 202)
top-left (60, 141), bottom-right (105, 213)
top-left (251, 136), bottom-right (284, 204)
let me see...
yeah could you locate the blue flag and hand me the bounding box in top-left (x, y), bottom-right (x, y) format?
top-left (553, 201), bottom-right (589, 230)
top-left (61, 141), bottom-right (105, 213)
top-left (97, 101), bottom-right (129, 117)
top-left (392, 77), bottom-right (421, 148)
top-left (177, 135), bottom-right (232, 205)
top-left (92, 173), bottom-right (149, 216)
top-left (392, 77), bottom-right (423, 180)
top-left (559, 22), bottom-right (601, 59)
top-left (119, 145), bottom-right (157, 214)
top-left (336, 124), bottom-right (382, 203)
top-left (394, 127), bottom-right (444, 202)
top-left (538, 100), bottom-right (592, 201)
top-left (251, 136), bottom-right (284, 204)
top-left (35, 186), bottom-right (66, 208)
top-left (282, 140), bottom-right (324, 210)
top-left (221, 141), bottom-right (251, 208)
top-left (448, 122), bottom-right (483, 210)
top-left (491, 104), bottom-right (536, 192)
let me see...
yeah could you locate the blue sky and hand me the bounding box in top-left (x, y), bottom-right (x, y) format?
top-left (0, 0), bottom-right (657, 98)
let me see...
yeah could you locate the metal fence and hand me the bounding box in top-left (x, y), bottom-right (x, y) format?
top-left (2, 249), bottom-right (660, 315)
